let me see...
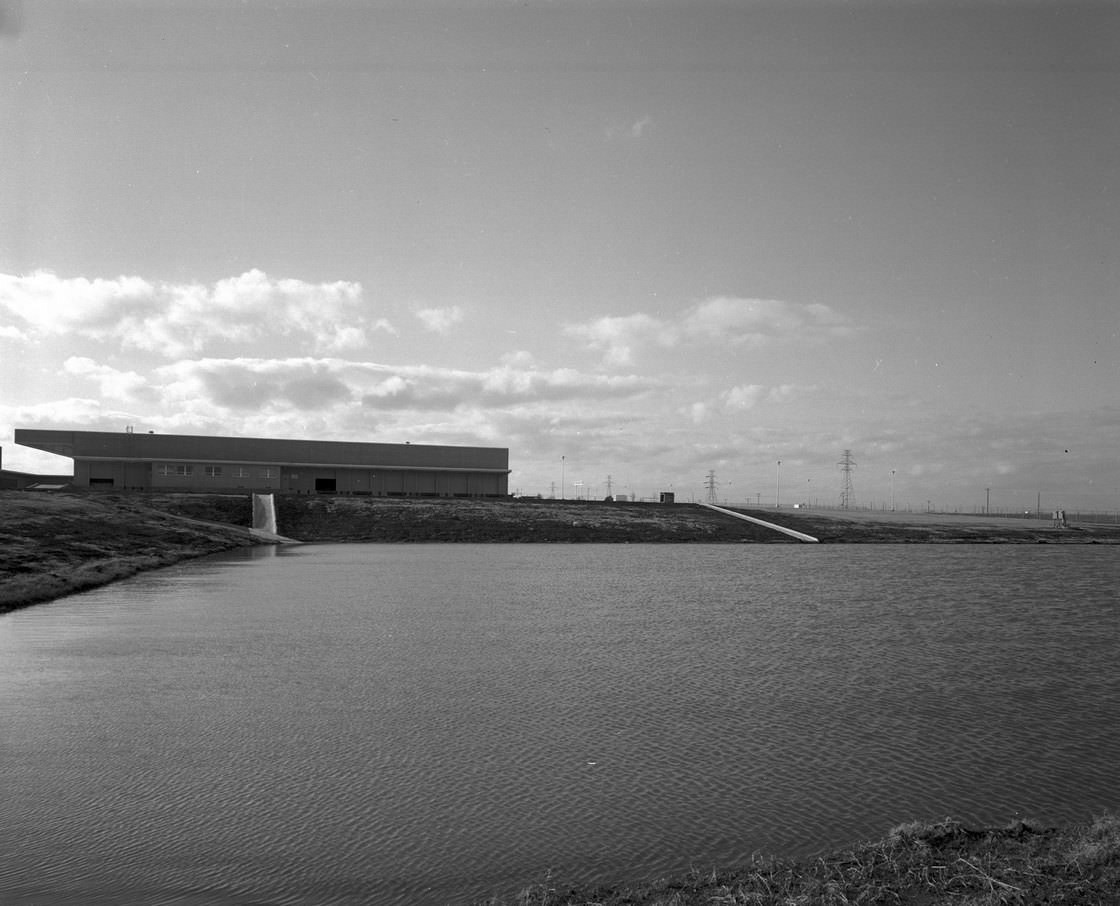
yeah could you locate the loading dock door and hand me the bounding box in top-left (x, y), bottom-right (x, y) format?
top-left (315, 478), bottom-right (337, 493)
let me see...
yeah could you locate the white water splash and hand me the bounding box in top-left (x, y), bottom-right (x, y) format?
top-left (252, 493), bottom-right (277, 535)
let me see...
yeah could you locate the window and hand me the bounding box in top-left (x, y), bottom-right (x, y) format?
top-left (261, 467), bottom-right (275, 478)
top-left (158, 464), bottom-right (193, 477)
top-left (235, 467), bottom-right (251, 478)
top-left (204, 465), bottom-right (222, 477)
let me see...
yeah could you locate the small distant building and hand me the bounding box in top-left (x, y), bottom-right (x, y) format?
top-left (13, 428), bottom-right (510, 497)
top-left (659, 491), bottom-right (675, 504)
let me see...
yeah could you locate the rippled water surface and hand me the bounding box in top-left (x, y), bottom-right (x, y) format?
top-left (2, 544), bottom-right (1118, 905)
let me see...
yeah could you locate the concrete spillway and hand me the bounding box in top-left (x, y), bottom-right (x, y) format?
top-left (700, 503), bottom-right (819, 543)
top-left (252, 493), bottom-right (278, 535)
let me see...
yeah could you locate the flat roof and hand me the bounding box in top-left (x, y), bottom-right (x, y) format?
top-left (15, 429), bottom-right (510, 472)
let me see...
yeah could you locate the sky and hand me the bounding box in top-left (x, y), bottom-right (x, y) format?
top-left (2, 0), bottom-right (1119, 512)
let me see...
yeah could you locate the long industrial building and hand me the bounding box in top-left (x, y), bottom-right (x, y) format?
top-left (13, 428), bottom-right (510, 496)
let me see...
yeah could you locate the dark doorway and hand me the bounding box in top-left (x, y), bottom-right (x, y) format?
top-left (315, 478), bottom-right (337, 494)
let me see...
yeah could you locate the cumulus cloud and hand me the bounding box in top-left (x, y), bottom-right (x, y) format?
top-left (681, 296), bottom-right (851, 346)
top-left (414, 305), bottom-right (464, 334)
top-left (767, 383), bottom-right (806, 403)
top-left (149, 356), bottom-right (663, 421)
top-left (156, 358), bottom-right (356, 412)
top-left (723, 383), bottom-right (765, 411)
top-left (563, 313), bottom-right (670, 366)
top-left (686, 401), bottom-right (711, 423)
top-left (62, 357), bottom-right (152, 403)
top-left (566, 297), bottom-right (855, 366)
top-left (0, 269), bottom-right (391, 357)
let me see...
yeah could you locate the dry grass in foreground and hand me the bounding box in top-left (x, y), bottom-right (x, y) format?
top-left (483, 814), bottom-right (1120, 906)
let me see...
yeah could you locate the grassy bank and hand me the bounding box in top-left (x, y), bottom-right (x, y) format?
top-left (0, 491), bottom-right (262, 613)
top-left (151, 493), bottom-right (798, 543)
top-left (5, 491), bottom-right (1119, 613)
top-left (484, 814), bottom-right (1120, 906)
top-left (725, 506), bottom-right (1120, 544)
top-left (136, 493), bottom-right (1120, 544)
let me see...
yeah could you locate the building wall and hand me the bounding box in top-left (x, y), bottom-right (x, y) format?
top-left (17, 429), bottom-right (510, 496)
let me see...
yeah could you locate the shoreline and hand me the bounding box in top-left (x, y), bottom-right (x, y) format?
top-left (4, 490), bottom-right (1119, 614)
top-left (478, 814), bottom-right (1119, 905)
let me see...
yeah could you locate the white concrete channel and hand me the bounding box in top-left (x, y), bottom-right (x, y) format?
top-left (699, 502), bottom-right (820, 543)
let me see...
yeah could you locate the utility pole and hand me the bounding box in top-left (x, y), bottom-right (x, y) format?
top-left (775, 460), bottom-right (781, 508)
top-left (889, 469), bottom-right (896, 512)
top-left (561, 455), bottom-right (565, 500)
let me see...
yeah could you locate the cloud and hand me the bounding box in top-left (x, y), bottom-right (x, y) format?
top-left (62, 357), bottom-right (152, 403)
top-left (767, 383), bottom-right (806, 403)
top-left (681, 297), bottom-right (852, 346)
top-left (156, 358), bottom-right (355, 412)
top-left (0, 269), bottom-right (390, 357)
top-left (631, 115), bottom-right (652, 138)
top-left (563, 313), bottom-right (670, 366)
top-left (686, 401), bottom-right (711, 423)
top-left (723, 384), bottom-right (765, 411)
top-left (150, 356), bottom-right (663, 420)
top-left (605, 115), bottom-right (653, 141)
top-left (414, 305), bottom-right (464, 334)
top-left (566, 297), bottom-right (855, 365)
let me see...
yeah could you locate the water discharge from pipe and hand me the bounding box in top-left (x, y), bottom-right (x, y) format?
top-left (252, 494), bottom-right (277, 535)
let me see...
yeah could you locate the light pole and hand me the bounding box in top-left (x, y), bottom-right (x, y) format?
top-left (561, 455), bottom-right (566, 500)
top-left (775, 460), bottom-right (781, 508)
top-left (890, 469), bottom-right (896, 512)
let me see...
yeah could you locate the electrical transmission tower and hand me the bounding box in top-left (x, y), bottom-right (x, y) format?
top-left (838, 449), bottom-right (856, 509)
top-left (705, 469), bottom-right (718, 503)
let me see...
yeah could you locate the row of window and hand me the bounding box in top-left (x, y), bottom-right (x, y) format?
top-left (156, 464), bottom-right (276, 478)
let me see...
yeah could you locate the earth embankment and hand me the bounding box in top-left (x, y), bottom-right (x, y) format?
top-left (734, 505), bottom-right (1120, 544)
top-left (0, 491), bottom-right (262, 613)
top-left (154, 493), bottom-right (801, 544)
top-left (4, 491), bottom-right (1118, 613)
